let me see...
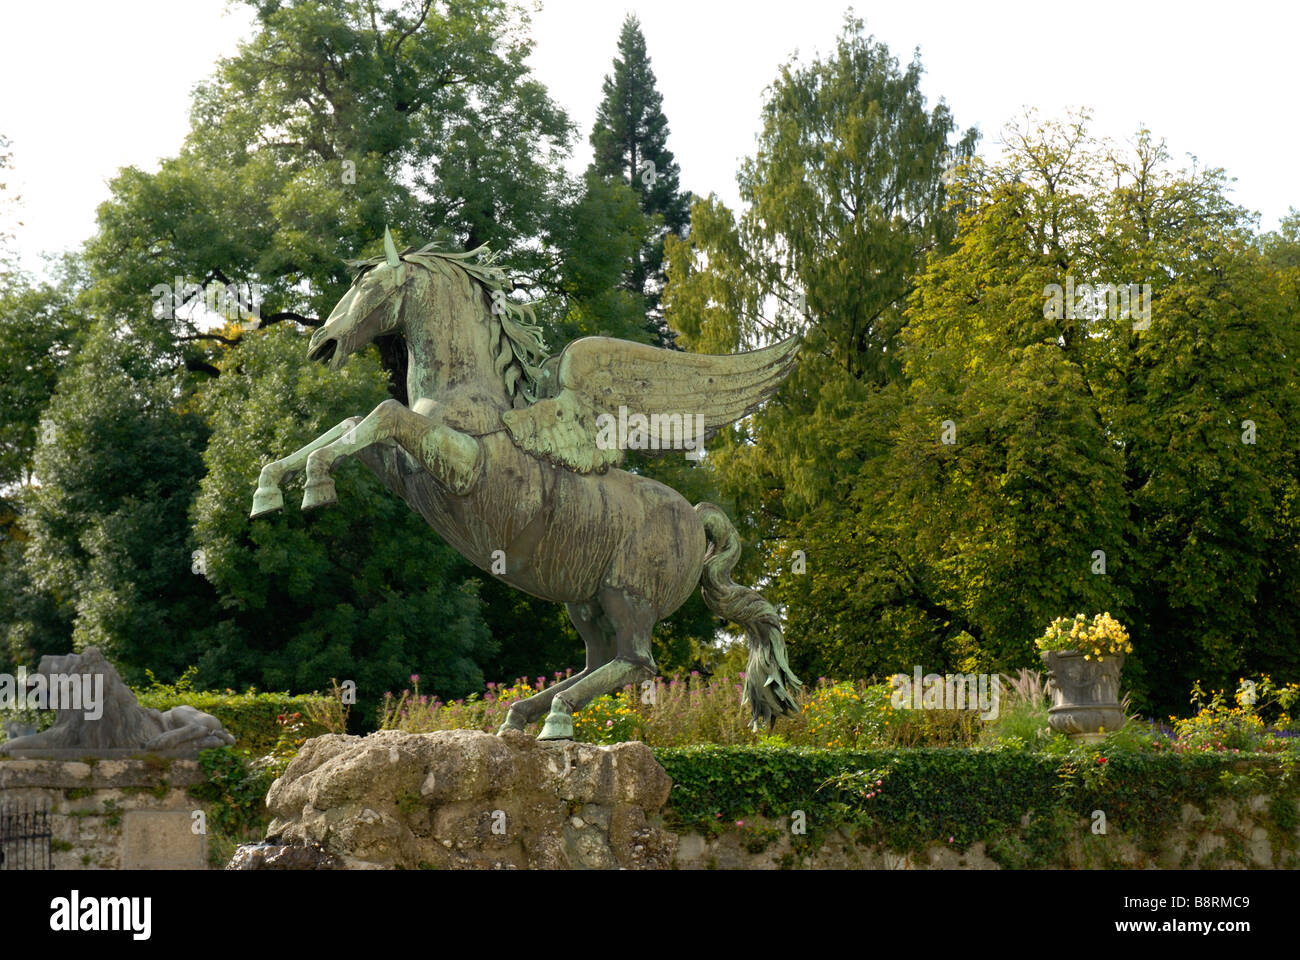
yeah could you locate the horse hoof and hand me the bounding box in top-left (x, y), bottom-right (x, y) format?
top-left (496, 719), bottom-right (525, 736)
top-left (250, 486), bottom-right (285, 518)
top-left (537, 709), bottom-right (574, 741)
top-left (301, 477), bottom-right (338, 511)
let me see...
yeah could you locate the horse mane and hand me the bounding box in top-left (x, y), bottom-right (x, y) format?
top-left (348, 242), bottom-right (551, 406)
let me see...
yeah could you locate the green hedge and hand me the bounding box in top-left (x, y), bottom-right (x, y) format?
top-left (654, 745), bottom-right (1299, 862)
top-left (135, 688), bottom-right (331, 756)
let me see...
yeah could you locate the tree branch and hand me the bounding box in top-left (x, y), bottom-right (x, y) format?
top-left (256, 311), bottom-right (322, 328)
top-left (390, 0), bottom-right (434, 57)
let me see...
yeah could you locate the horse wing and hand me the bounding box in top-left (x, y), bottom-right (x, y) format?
top-left (501, 335), bottom-right (800, 474)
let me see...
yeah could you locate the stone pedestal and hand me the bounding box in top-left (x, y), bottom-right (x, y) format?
top-left (230, 729), bottom-right (675, 870)
top-left (0, 756), bottom-right (208, 869)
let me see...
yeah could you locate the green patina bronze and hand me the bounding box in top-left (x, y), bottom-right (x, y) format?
top-left (251, 230), bottom-right (802, 739)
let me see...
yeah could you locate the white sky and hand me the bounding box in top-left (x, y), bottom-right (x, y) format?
top-left (1, 0), bottom-right (1296, 278)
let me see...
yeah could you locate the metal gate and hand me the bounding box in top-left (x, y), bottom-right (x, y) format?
top-left (0, 802), bottom-right (52, 870)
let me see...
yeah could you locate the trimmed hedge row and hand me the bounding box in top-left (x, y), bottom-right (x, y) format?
top-left (653, 746), bottom-right (1298, 858)
top-left (136, 689), bottom-right (332, 756)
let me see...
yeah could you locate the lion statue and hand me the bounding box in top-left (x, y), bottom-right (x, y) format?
top-left (0, 647), bottom-right (235, 755)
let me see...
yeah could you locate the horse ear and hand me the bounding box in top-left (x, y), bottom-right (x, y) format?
top-left (384, 226), bottom-right (400, 267)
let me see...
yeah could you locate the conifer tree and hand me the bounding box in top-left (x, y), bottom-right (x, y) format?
top-left (590, 15), bottom-right (691, 344)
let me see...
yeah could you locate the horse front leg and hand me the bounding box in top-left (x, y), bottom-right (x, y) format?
top-left (300, 398), bottom-right (482, 510)
top-left (538, 588), bottom-right (659, 741)
top-left (250, 416), bottom-right (363, 517)
top-left (498, 601), bottom-right (617, 734)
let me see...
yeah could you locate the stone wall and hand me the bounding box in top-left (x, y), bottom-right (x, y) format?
top-left (673, 798), bottom-right (1300, 869)
top-left (9, 734), bottom-right (1287, 871)
top-left (0, 756), bottom-right (209, 869)
top-left (235, 730), bottom-right (1300, 870)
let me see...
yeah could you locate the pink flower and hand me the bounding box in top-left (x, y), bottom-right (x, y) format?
top-left (410, 674), bottom-right (419, 684)
top-left (876, 779), bottom-right (882, 786)
top-left (948, 836), bottom-right (954, 843)
top-left (605, 720), bottom-right (614, 727)
top-left (736, 821), bottom-right (744, 827)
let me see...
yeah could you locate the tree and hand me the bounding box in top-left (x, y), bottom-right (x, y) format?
top-left (539, 171), bottom-right (656, 346)
top-left (663, 16), bottom-right (975, 679)
top-left (0, 133), bottom-right (18, 280)
top-left (864, 116), bottom-right (1300, 712)
top-left (12, 326), bottom-right (213, 678)
top-left (0, 258), bottom-right (90, 497)
top-left (589, 14), bottom-right (691, 344)
top-left (3, 0), bottom-right (648, 691)
top-left (83, 0), bottom-right (577, 385)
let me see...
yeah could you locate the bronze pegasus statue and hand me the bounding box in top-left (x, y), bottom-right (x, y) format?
top-left (251, 230), bottom-right (801, 740)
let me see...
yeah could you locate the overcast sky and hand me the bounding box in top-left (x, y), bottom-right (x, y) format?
top-left (1, 0), bottom-right (1295, 277)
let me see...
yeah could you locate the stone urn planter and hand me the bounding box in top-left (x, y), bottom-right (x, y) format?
top-left (1040, 649), bottom-right (1126, 742)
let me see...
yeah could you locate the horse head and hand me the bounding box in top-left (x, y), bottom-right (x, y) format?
top-left (308, 230), bottom-right (551, 407)
top-left (308, 227), bottom-right (410, 370)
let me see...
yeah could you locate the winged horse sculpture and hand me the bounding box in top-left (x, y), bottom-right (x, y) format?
top-left (250, 230), bottom-right (801, 740)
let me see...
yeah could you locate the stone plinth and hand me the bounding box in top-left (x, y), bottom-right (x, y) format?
top-left (0, 756), bottom-right (208, 869)
top-left (231, 729), bottom-right (674, 870)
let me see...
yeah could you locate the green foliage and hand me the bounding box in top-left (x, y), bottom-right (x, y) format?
top-left (1168, 676), bottom-right (1300, 753)
top-left (981, 698), bottom-right (1053, 750)
top-left (655, 745), bottom-right (1292, 864)
top-left (589, 14), bottom-right (692, 342)
top-left (572, 691), bottom-right (646, 744)
top-left (663, 16), bottom-right (976, 682)
top-left (887, 117), bottom-right (1300, 713)
top-left (379, 674), bottom-right (563, 734)
top-left (135, 667), bottom-right (332, 757)
top-left (0, 258), bottom-right (89, 495)
top-left (541, 171), bottom-right (656, 346)
top-left (4, 4), bottom-right (1297, 727)
top-left (385, 673), bottom-right (983, 748)
top-left (188, 746), bottom-right (278, 865)
top-left (9, 326), bottom-right (214, 675)
top-left (83, 0), bottom-right (575, 352)
top-left (668, 89), bottom-right (1300, 712)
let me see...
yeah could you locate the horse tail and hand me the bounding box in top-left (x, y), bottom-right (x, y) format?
top-left (695, 502), bottom-right (802, 731)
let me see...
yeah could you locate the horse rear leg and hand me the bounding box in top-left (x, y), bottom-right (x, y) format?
top-left (497, 601), bottom-right (615, 734)
top-left (537, 588), bottom-right (658, 741)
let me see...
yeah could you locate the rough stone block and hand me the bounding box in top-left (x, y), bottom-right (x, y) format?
top-left (122, 810), bottom-right (206, 869)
